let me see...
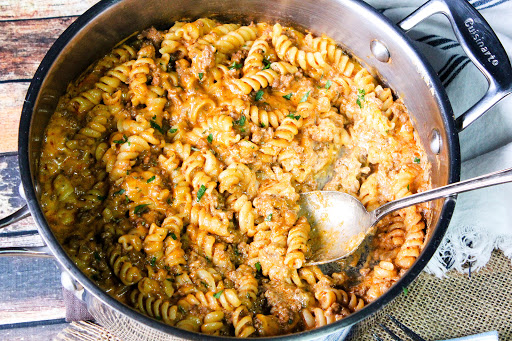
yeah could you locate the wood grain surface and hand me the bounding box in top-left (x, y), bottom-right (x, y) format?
top-left (0, 0), bottom-right (99, 337)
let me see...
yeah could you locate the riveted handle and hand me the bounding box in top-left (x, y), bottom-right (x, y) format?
top-left (0, 153), bottom-right (51, 257)
top-left (398, 0), bottom-right (512, 131)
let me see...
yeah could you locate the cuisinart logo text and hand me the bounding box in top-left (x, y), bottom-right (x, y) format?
top-left (465, 18), bottom-right (499, 66)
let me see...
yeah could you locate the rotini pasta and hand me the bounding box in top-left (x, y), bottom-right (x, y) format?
top-left (39, 18), bottom-right (430, 337)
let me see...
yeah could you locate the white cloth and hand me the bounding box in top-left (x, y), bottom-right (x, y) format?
top-left (442, 331), bottom-right (500, 341)
top-left (362, 0), bottom-right (512, 277)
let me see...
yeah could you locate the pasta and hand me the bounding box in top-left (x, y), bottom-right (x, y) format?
top-left (38, 18), bottom-right (431, 337)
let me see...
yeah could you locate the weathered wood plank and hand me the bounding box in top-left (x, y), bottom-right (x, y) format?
top-left (0, 0), bottom-right (98, 21)
top-left (0, 321), bottom-right (69, 341)
top-left (0, 82), bottom-right (28, 153)
top-left (0, 17), bottom-right (76, 81)
top-left (0, 257), bottom-right (65, 325)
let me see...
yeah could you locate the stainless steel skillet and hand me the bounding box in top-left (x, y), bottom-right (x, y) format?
top-left (1, 0), bottom-right (511, 339)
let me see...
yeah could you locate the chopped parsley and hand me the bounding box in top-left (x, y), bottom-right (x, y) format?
top-left (299, 90), bottom-right (311, 103)
top-left (325, 80), bottom-right (332, 89)
top-left (97, 195), bottom-right (106, 201)
top-left (288, 318), bottom-right (294, 325)
top-left (407, 184), bottom-right (410, 191)
top-left (156, 315), bottom-right (162, 320)
top-left (283, 93), bottom-right (293, 100)
top-left (265, 213), bottom-right (272, 221)
top-left (234, 246), bottom-right (240, 256)
top-left (196, 184), bottom-right (207, 202)
top-left (356, 88), bottom-right (365, 108)
top-left (150, 256), bottom-right (156, 266)
top-left (113, 135), bottom-right (128, 144)
top-left (229, 61), bottom-right (243, 70)
top-left (134, 203), bottom-right (150, 215)
top-left (255, 261), bottom-right (262, 272)
top-left (201, 280), bottom-right (208, 288)
top-left (286, 113), bottom-right (301, 120)
top-left (207, 133), bottom-right (213, 144)
top-left (150, 119), bottom-right (165, 134)
top-left (198, 72), bottom-right (204, 80)
top-left (93, 251), bottom-right (101, 261)
top-left (413, 157), bottom-right (421, 164)
top-left (235, 115), bottom-right (246, 126)
top-left (403, 287), bottom-right (409, 296)
top-left (114, 189), bottom-right (125, 196)
top-left (213, 290), bottom-right (223, 299)
top-left (178, 305), bottom-right (186, 314)
top-left (255, 90), bottom-right (264, 101)
top-left (146, 175), bottom-right (156, 183)
top-left (168, 232), bottom-right (177, 240)
top-left (169, 127), bottom-right (178, 134)
top-left (262, 58), bottom-right (272, 70)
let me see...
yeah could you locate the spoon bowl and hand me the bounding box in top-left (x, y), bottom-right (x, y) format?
top-left (299, 191), bottom-right (374, 265)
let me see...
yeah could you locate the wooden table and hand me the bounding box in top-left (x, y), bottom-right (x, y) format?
top-left (0, 1), bottom-right (99, 339)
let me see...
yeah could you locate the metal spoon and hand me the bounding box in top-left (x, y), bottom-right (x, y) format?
top-left (300, 167), bottom-right (512, 266)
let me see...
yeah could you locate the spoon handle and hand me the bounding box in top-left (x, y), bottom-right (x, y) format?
top-left (372, 167), bottom-right (512, 223)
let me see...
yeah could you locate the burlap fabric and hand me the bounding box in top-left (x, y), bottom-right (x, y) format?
top-left (55, 250), bottom-right (512, 341)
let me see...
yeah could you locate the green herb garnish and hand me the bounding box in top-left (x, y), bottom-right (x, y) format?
top-left (114, 189), bottom-right (125, 196)
top-left (147, 175), bottom-right (156, 183)
top-left (150, 256), bottom-right (156, 266)
top-left (255, 90), bottom-right (264, 101)
top-left (286, 113), bottom-right (301, 120)
top-left (150, 120), bottom-right (165, 134)
top-left (198, 72), bottom-right (204, 80)
top-left (134, 203), bottom-right (150, 215)
top-left (213, 290), bottom-right (223, 299)
top-left (97, 195), bottom-right (106, 201)
top-left (235, 115), bottom-right (246, 126)
top-left (178, 305), bottom-right (186, 314)
top-left (93, 251), bottom-right (101, 261)
top-left (403, 287), bottom-right (409, 296)
top-left (283, 93), bottom-right (293, 100)
top-left (201, 280), bottom-right (208, 288)
top-left (325, 80), bottom-right (332, 89)
top-left (207, 133), bottom-right (213, 144)
top-left (113, 135), bottom-right (128, 144)
top-left (196, 184), bottom-right (207, 202)
top-left (413, 157), bottom-right (421, 164)
top-left (229, 62), bottom-right (243, 70)
top-left (299, 90), bottom-right (311, 103)
top-left (168, 232), bottom-right (177, 240)
top-left (265, 213), bottom-right (272, 222)
top-left (263, 58), bottom-right (271, 70)
top-left (169, 127), bottom-right (178, 134)
top-left (255, 261), bottom-right (262, 272)
top-left (356, 88), bottom-right (365, 108)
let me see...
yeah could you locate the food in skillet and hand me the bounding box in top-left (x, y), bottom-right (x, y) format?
top-left (39, 18), bottom-right (430, 336)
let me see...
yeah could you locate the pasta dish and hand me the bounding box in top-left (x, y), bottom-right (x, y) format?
top-left (38, 18), bottom-right (430, 337)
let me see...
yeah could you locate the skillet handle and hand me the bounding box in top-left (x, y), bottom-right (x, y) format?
top-left (398, 0), bottom-right (512, 132)
top-left (0, 153), bottom-right (51, 258)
